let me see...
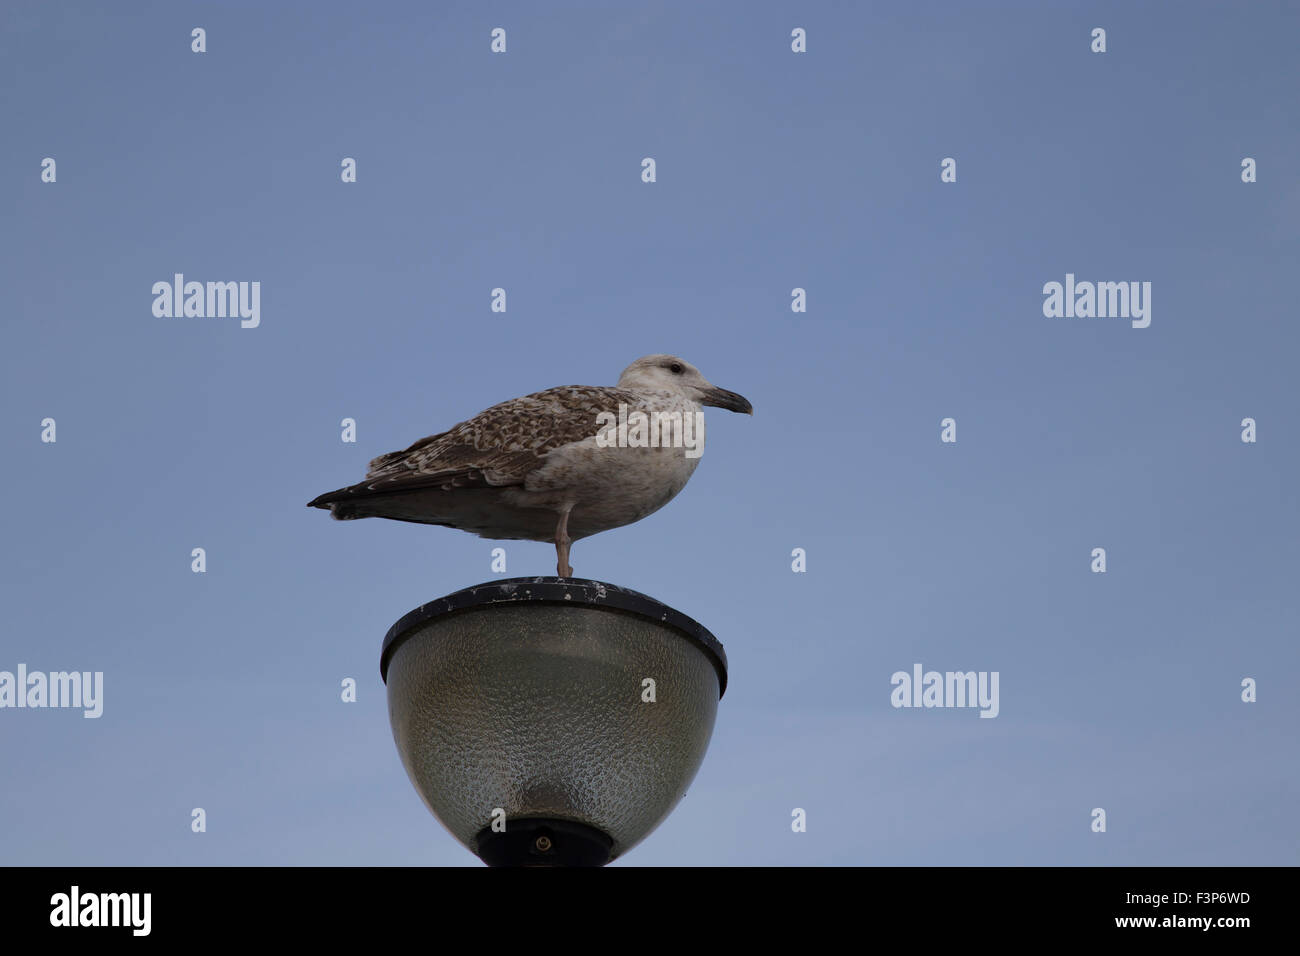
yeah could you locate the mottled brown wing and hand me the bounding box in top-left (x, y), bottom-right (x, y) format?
top-left (318, 385), bottom-right (636, 503)
top-left (366, 432), bottom-right (446, 475)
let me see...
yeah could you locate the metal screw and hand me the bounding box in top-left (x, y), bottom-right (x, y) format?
top-left (535, 835), bottom-right (553, 852)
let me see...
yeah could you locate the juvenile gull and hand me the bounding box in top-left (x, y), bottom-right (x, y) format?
top-left (307, 354), bottom-right (752, 577)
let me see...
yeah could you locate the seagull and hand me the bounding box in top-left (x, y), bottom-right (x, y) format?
top-left (307, 355), bottom-right (752, 577)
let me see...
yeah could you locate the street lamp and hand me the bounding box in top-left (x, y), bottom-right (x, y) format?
top-left (381, 577), bottom-right (728, 866)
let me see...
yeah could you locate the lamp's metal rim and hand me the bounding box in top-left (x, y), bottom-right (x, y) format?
top-left (380, 577), bottom-right (728, 697)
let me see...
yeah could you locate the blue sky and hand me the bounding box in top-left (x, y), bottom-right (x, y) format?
top-left (1, 0), bottom-right (1296, 866)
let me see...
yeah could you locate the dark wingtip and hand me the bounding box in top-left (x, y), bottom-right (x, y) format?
top-left (307, 488), bottom-right (350, 509)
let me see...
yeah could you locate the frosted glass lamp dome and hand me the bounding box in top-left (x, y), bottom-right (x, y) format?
top-left (381, 577), bottom-right (728, 866)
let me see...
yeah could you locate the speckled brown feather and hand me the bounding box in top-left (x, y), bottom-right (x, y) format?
top-left (309, 385), bottom-right (644, 505)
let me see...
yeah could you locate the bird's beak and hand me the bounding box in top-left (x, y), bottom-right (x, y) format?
top-left (701, 386), bottom-right (754, 415)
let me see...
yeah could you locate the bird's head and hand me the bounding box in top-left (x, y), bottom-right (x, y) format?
top-left (617, 354), bottom-right (753, 414)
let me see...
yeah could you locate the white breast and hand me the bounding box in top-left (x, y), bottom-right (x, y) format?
top-left (509, 392), bottom-right (706, 539)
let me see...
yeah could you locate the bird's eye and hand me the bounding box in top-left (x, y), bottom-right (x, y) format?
top-left (669, 363), bottom-right (683, 374)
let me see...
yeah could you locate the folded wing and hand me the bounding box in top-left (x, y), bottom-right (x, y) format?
top-left (307, 385), bottom-right (636, 508)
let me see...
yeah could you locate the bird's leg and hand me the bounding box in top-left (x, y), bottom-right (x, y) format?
top-left (554, 505), bottom-right (574, 578)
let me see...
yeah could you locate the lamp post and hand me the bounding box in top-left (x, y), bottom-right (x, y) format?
top-left (381, 577), bottom-right (728, 866)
